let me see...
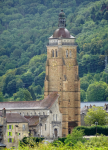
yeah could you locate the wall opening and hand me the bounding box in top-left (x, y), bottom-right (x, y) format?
top-left (66, 50), bottom-right (68, 58)
top-left (56, 50), bottom-right (58, 57)
top-left (52, 50), bottom-right (54, 57)
top-left (54, 128), bottom-right (57, 137)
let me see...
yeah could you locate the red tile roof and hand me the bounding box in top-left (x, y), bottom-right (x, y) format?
top-left (0, 92), bottom-right (58, 110)
top-left (6, 113), bottom-right (28, 123)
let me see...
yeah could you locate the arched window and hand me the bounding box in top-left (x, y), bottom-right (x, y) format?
top-left (43, 112), bottom-right (45, 115)
top-left (69, 50), bottom-right (72, 57)
top-left (27, 112), bottom-right (28, 116)
top-left (56, 50), bottom-right (58, 57)
top-left (66, 50), bottom-right (68, 58)
top-left (56, 114), bottom-right (57, 121)
top-left (35, 112), bottom-right (36, 115)
top-left (52, 50), bottom-right (54, 57)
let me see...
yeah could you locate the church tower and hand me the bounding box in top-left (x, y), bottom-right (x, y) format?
top-left (44, 10), bottom-right (80, 137)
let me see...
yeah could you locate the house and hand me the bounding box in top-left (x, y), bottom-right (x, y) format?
top-left (80, 103), bottom-right (108, 126)
top-left (0, 109), bottom-right (29, 148)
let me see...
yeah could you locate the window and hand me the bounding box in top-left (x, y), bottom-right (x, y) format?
top-left (9, 125), bottom-right (12, 129)
top-left (8, 132), bottom-right (12, 136)
top-left (45, 124), bottom-right (46, 131)
top-left (56, 50), bottom-right (58, 57)
top-left (9, 132), bottom-right (12, 136)
top-left (22, 124), bottom-right (25, 130)
top-left (43, 112), bottom-right (45, 115)
top-left (8, 138), bottom-right (12, 143)
top-left (66, 50), bottom-right (68, 58)
top-left (52, 50), bottom-right (54, 57)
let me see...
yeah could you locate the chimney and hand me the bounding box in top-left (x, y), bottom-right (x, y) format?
top-left (2, 108), bottom-right (6, 118)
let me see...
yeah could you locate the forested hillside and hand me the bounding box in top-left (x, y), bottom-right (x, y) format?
top-left (0, 0), bottom-right (108, 102)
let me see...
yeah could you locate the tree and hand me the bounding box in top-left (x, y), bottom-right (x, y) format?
top-left (0, 92), bottom-right (5, 102)
top-left (21, 72), bottom-right (33, 88)
top-left (7, 79), bottom-right (16, 96)
top-left (13, 88), bottom-right (32, 101)
top-left (80, 89), bottom-right (86, 102)
top-left (34, 85), bottom-right (42, 95)
top-left (34, 71), bottom-right (45, 87)
top-left (86, 81), bottom-right (107, 101)
top-left (28, 87), bottom-right (36, 100)
top-left (80, 80), bottom-right (89, 91)
top-left (84, 106), bottom-right (108, 125)
top-left (64, 128), bottom-right (85, 146)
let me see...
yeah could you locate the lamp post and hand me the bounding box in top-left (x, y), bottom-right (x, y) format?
top-left (95, 122), bottom-right (98, 137)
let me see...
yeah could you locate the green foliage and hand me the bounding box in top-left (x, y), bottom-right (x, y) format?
top-left (64, 128), bottom-right (86, 146)
top-left (20, 136), bottom-right (44, 147)
top-left (21, 72), bottom-right (34, 88)
top-left (0, 0), bottom-right (108, 102)
top-left (87, 81), bottom-right (107, 101)
top-left (28, 86), bottom-right (36, 100)
top-left (84, 106), bottom-right (108, 125)
top-left (33, 85), bottom-right (42, 95)
top-left (0, 92), bottom-right (5, 102)
top-left (34, 71), bottom-right (45, 87)
top-left (13, 88), bottom-right (32, 101)
top-left (5, 134), bottom-right (108, 150)
top-left (81, 89), bottom-right (86, 102)
top-left (75, 125), bottom-right (108, 135)
top-left (57, 137), bottom-right (66, 144)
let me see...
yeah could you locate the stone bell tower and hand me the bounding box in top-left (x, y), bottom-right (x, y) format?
top-left (44, 10), bottom-right (80, 137)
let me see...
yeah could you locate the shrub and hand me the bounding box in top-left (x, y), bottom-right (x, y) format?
top-left (75, 126), bottom-right (108, 135)
top-left (19, 137), bottom-right (44, 147)
top-left (64, 128), bottom-right (86, 146)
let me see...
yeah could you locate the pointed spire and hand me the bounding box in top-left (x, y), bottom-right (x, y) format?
top-left (58, 10), bottom-right (66, 28)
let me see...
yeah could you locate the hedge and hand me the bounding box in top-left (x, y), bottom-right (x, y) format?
top-left (75, 126), bottom-right (108, 135)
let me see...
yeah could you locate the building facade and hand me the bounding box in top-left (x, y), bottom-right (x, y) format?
top-left (0, 92), bottom-right (62, 141)
top-left (0, 109), bottom-right (29, 148)
top-left (44, 10), bottom-right (80, 136)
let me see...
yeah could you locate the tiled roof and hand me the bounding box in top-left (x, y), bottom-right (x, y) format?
top-left (6, 113), bottom-right (28, 123)
top-left (24, 116), bottom-right (39, 126)
top-left (0, 92), bottom-right (58, 110)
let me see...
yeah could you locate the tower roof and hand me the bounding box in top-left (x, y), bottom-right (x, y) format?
top-left (59, 9), bottom-right (65, 18)
top-left (50, 10), bottom-right (75, 39)
top-left (53, 28), bottom-right (70, 38)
